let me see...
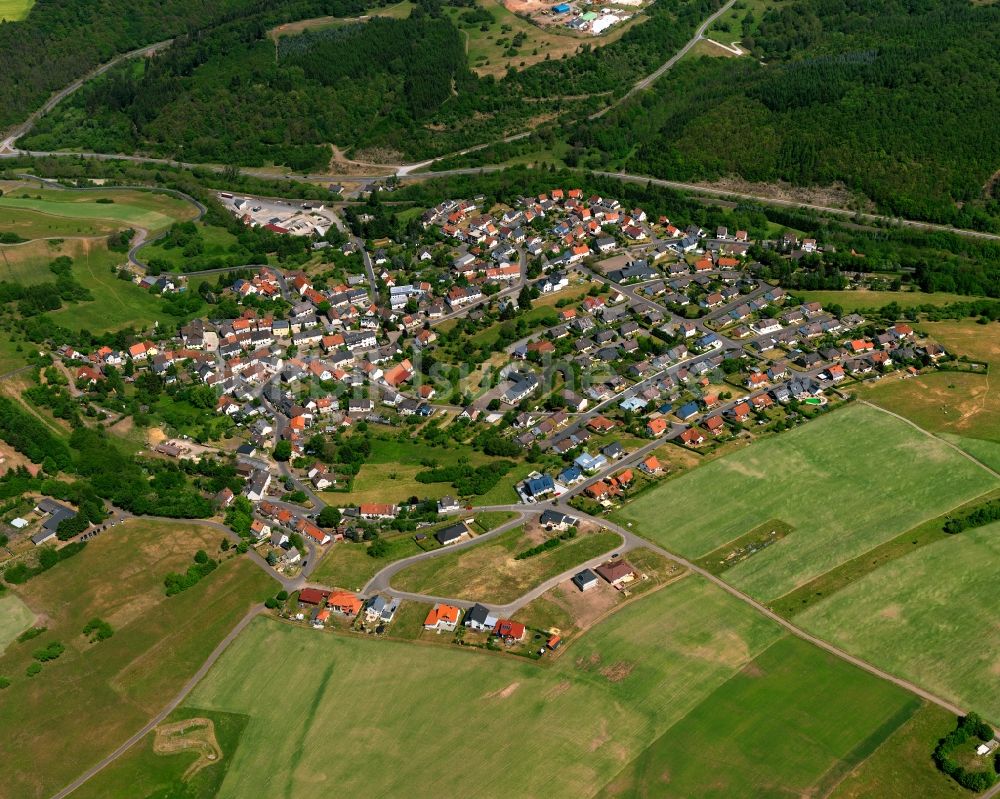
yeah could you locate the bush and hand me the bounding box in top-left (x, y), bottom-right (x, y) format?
top-left (26, 663), bottom-right (41, 677)
top-left (16, 627), bottom-right (46, 643)
top-left (83, 617), bottom-right (114, 642)
top-left (0, 677), bottom-right (9, 689)
top-left (163, 553), bottom-right (218, 596)
top-left (32, 641), bottom-right (65, 662)
top-left (264, 597), bottom-right (279, 609)
top-left (276, 590), bottom-right (289, 601)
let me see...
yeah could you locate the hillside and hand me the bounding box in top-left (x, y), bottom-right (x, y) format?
top-left (576, 0), bottom-right (1000, 229)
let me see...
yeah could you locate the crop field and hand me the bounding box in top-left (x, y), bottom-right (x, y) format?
top-left (392, 524), bottom-right (622, 604)
top-left (0, 0), bottom-right (34, 20)
top-left (796, 520), bottom-right (1000, 722)
top-left (182, 576), bottom-right (784, 798)
top-left (829, 704), bottom-right (968, 799)
top-left (0, 593), bottom-right (35, 654)
top-left (0, 188), bottom-right (197, 234)
top-left (602, 636), bottom-right (921, 799)
top-left (0, 520), bottom-right (275, 799)
top-left (612, 403), bottom-right (998, 601)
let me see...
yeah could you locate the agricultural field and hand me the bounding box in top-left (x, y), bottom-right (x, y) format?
top-left (0, 187), bottom-right (197, 235)
top-left (857, 319), bottom-right (1000, 464)
top-left (612, 403), bottom-right (998, 601)
top-left (0, 519), bottom-right (275, 799)
top-left (392, 524), bottom-right (622, 604)
top-left (602, 636), bottom-right (921, 799)
top-left (796, 519), bottom-right (1000, 722)
top-left (0, 0), bottom-right (34, 21)
top-left (182, 576), bottom-right (784, 798)
top-left (0, 593), bottom-right (35, 654)
top-left (829, 704), bottom-right (968, 799)
top-left (71, 707), bottom-right (250, 799)
top-left (797, 289), bottom-right (985, 312)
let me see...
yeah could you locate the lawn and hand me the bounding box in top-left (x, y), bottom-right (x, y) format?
top-left (0, 519), bottom-right (276, 799)
top-left (0, 593), bottom-right (35, 654)
top-left (798, 289), bottom-right (985, 312)
top-left (182, 575), bottom-right (785, 799)
top-left (393, 524), bottom-right (622, 604)
top-left (612, 403), bottom-right (999, 602)
top-left (0, 0), bottom-right (34, 21)
top-left (0, 188), bottom-right (197, 234)
top-left (829, 703), bottom-right (968, 799)
top-left (602, 636), bottom-right (921, 799)
top-left (796, 519), bottom-right (1000, 722)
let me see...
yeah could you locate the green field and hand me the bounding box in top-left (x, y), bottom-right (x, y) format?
top-left (325, 437), bottom-right (520, 505)
top-left (71, 708), bottom-right (251, 799)
top-left (179, 576), bottom-right (784, 798)
top-left (0, 205), bottom-right (120, 239)
top-left (0, 188), bottom-right (197, 234)
top-left (393, 525), bottom-right (622, 604)
top-left (612, 403), bottom-right (998, 601)
top-left (45, 241), bottom-right (202, 332)
top-left (0, 520), bottom-right (275, 799)
top-left (0, 593), bottom-right (35, 654)
top-left (0, 0), bottom-right (34, 21)
top-left (136, 222), bottom-right (240, 271)
top-left (797, 520), bottom-right (1000, 722)
top-left (603, 636), bottom-right (921, 799)
top-left (829, 703), bottom-right (968, 799)
top-left (798, 290), bottom-right (986, 312)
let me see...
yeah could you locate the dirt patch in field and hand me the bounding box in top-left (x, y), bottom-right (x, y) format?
top-left (600, 661), bottom-right (635, 682)
top-left (484, 681), bottom-right (520, 699)
top-left (575, 651), bottom-right (603, 672)
top-left (544, 679), bottom-right (572, 700)
top-left (153, 717), bottom-right (222, 780)
top-left (146, 427), bottom-right (168, 447)
top-left (740, 660), bottom-right (765, 678)
top-left (878, 603), bottom-right (903, 621)
top-left (589, 717), bottom-right (611, 751)
top-left (686, 628), bottom-right (751, 669)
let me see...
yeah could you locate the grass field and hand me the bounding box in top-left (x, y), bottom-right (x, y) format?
top-left (45, 240), bottom-right (202, 332)
top-left (0, 206), bottom-right (120, 239)
top-left (393, 525), bottom-right (622, 603)
top-left (857, 319), bottom-right (1000, 451)
top-left (310, 535), bottom-right (425, 591)
top-left (71, 707), bottom-right (251, 799)
top-left (829, 703), bottom-right (968, 799)
top-left (183, 576), bottom-right (784, 798)
top-left (770, 487), bottom-right (1000, 618)
top-left (267, 1), bottom-right (414, 40)
top-left (325, 437), bottom-right (518, 505)
top-left (0, 520), bottom-right (275, 799)
top-left (0, 593), bottom-right (35, 654)
top-left (0, 188), bottom-right (197, 234)
top-left (798, 289), bottom-right (984, 311)
top-left (612, 403), bottom-right (998, 601)
top-left (797, 519), bottom-right (1000, 722)
top-left (136, 222), bottom-right (240, 271)
top-left (602, 636), bottom-right (921, 799)
top-left (0, 0), bottom-right (34, 21)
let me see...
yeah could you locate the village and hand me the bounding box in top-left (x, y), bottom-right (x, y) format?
top-left (6, 184), bottom-right (957, 656)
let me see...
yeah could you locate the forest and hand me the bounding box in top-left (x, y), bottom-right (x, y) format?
top-left (19, 0), bottom-right (722, 165)
top-left (0, 0), bottom-right (379, 130)
top-left (575, 0), bottom-right (1000, 229)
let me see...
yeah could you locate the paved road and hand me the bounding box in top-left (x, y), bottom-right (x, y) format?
top-left (0, 40), bottom-right (173, 152)
top-left (48, 604), bottom-right (263, 799)
top-left (589, 0), bottom-right (737, 120)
